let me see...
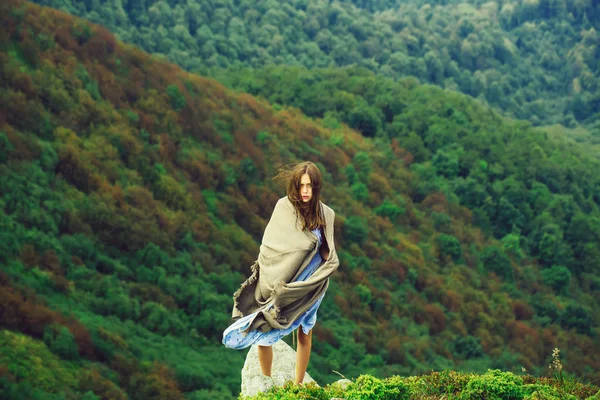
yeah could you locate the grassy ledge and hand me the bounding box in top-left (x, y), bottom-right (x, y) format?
top-left (243, 369), bottom-right (600, 400)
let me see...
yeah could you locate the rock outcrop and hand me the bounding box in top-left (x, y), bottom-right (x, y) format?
top-left (240, 340), bottom-right (316, 398)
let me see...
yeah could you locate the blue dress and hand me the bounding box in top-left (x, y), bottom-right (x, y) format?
top-left (222, 228), bottom-right (325, 349)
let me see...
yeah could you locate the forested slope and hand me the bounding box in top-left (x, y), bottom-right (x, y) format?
top-left (31, 0), bottom-right (600, 130)
top-left (216, 63), bottom-right (600, 275)
top-left (0, 1), bottom-right (599, 399)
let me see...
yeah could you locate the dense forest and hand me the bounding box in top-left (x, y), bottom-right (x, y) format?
top-left (31, 0), bottom-right (600, 131)
top-left (0, 0), bottom-right (599, 399)
top-left (213, 62), bottom-right (600, 271)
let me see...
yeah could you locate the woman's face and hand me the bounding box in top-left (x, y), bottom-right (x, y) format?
top-left (299, 173), bottom-right (313, 203)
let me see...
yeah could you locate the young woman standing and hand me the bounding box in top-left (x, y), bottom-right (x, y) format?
top-left (222, 161), bottom-right (339, 384)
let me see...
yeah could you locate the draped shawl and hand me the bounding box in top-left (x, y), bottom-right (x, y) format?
top-left (231, 196), bottom-right (339, 333)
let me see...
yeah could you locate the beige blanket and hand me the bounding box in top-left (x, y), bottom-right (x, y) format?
top-left (231, 196), bottom-right (339, 333)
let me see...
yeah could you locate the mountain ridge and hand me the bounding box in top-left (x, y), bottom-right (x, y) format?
top-left (30, 0), bottom-right (600, 129)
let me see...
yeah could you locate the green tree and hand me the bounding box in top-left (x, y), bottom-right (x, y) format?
top-left (0, 132), bottom-right (14, 163)
top-left (43, 325), bottom-right (79, 360)
top-left (480, 246), bottom-right (513, 281)
top-left (535, 223), bottom-right (572, 267)
top-left (347, 103), bottom-right (383, 137)
top-left (354, 284), bottom-right (372, 304)
top-left (432, 149), bottom-right (459, 179)
top-left (374, 199), bottom-right (405, 222)
top-left (343, 216), bottom-right (369, 245)
top-left (565, 214), bottom-right (600, 274)
top-left (541, 265), bottom-right (571, 294)
top-left (495, 197), bottom-right (525, 237)
top-left (501, 233), bottom-right (524, 260)
top-left (126, 0), bottom-right (148, 26)
top-left (453, 335), bottom-right (484, 359)
top-left (560, 303), bottom-right (593, 335)
top-left (437, 234), bottom-right (462, 262)
top-left (352, 151), bottom-right (373, 182)
top-left (166, 85), bottom-right (186, 111)
top-left (351, 182), bottom-right (369, 203)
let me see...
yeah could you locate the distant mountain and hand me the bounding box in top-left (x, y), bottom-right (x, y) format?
top-left (31, 0), bottom-right (600, 129)
top-left (1, 1), bottom-right (599, 399)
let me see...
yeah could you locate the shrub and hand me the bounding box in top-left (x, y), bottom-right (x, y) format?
top-left (415, 370), bottom-right (473, 397)
top-left (522, 384), bottom-right (576, 400)
top-left (250, 382), bottom-right (328, 400)
top-left (586, 390), bottom-right (600, 400)
top-left (460, 369), bottom-right (524, 400)
top-left (343, 375), bottom-right (410, 400)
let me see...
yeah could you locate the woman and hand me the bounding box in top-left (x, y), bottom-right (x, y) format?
top-left (222, 161), bottom-right (339, 385)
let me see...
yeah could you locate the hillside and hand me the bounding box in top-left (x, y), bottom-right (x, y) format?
top-left (1, 1), bottom-right (600, 399)
top-left (214, 63), bottom-right (600, 265)
top-left (30, 0), bottom-right (600, 130)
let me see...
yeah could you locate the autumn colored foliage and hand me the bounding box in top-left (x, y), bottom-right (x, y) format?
top-left (0, 1), bottom-right (599, 398)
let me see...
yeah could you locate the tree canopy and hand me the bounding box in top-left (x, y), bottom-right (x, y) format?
top-left (0, 1), bottom-right (599, 398)
top-left (30, 0), bottom-right (600, 131)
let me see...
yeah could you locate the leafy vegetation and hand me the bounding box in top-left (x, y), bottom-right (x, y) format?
top-left (0, 0), bottom-right (599, 398)
top-left (244, 369), bottom-right (599, 400)
top-left (30, 0), bottom-right (600, 130)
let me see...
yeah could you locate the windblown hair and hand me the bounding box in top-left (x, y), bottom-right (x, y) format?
top-left (275, 162), bottom-right (326, 231)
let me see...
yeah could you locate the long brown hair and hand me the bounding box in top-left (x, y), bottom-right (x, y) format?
top-left (275, 162), bottom-right (326, 231)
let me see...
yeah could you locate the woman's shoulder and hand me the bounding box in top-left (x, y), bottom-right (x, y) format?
top-left (319, 200), bottom-right (335, 217)
top-left (276, 196), bottom-right (292, 209)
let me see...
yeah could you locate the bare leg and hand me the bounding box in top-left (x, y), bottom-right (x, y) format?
top-left (258, 345), bottom-right (273, 376)
top-left (295, 328), bottom-right (312, 384)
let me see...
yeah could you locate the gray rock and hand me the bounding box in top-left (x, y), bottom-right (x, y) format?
top-left (333, 378), bottom-right (352, 390)
top-left (240, 340), bottom-right (316, 398)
